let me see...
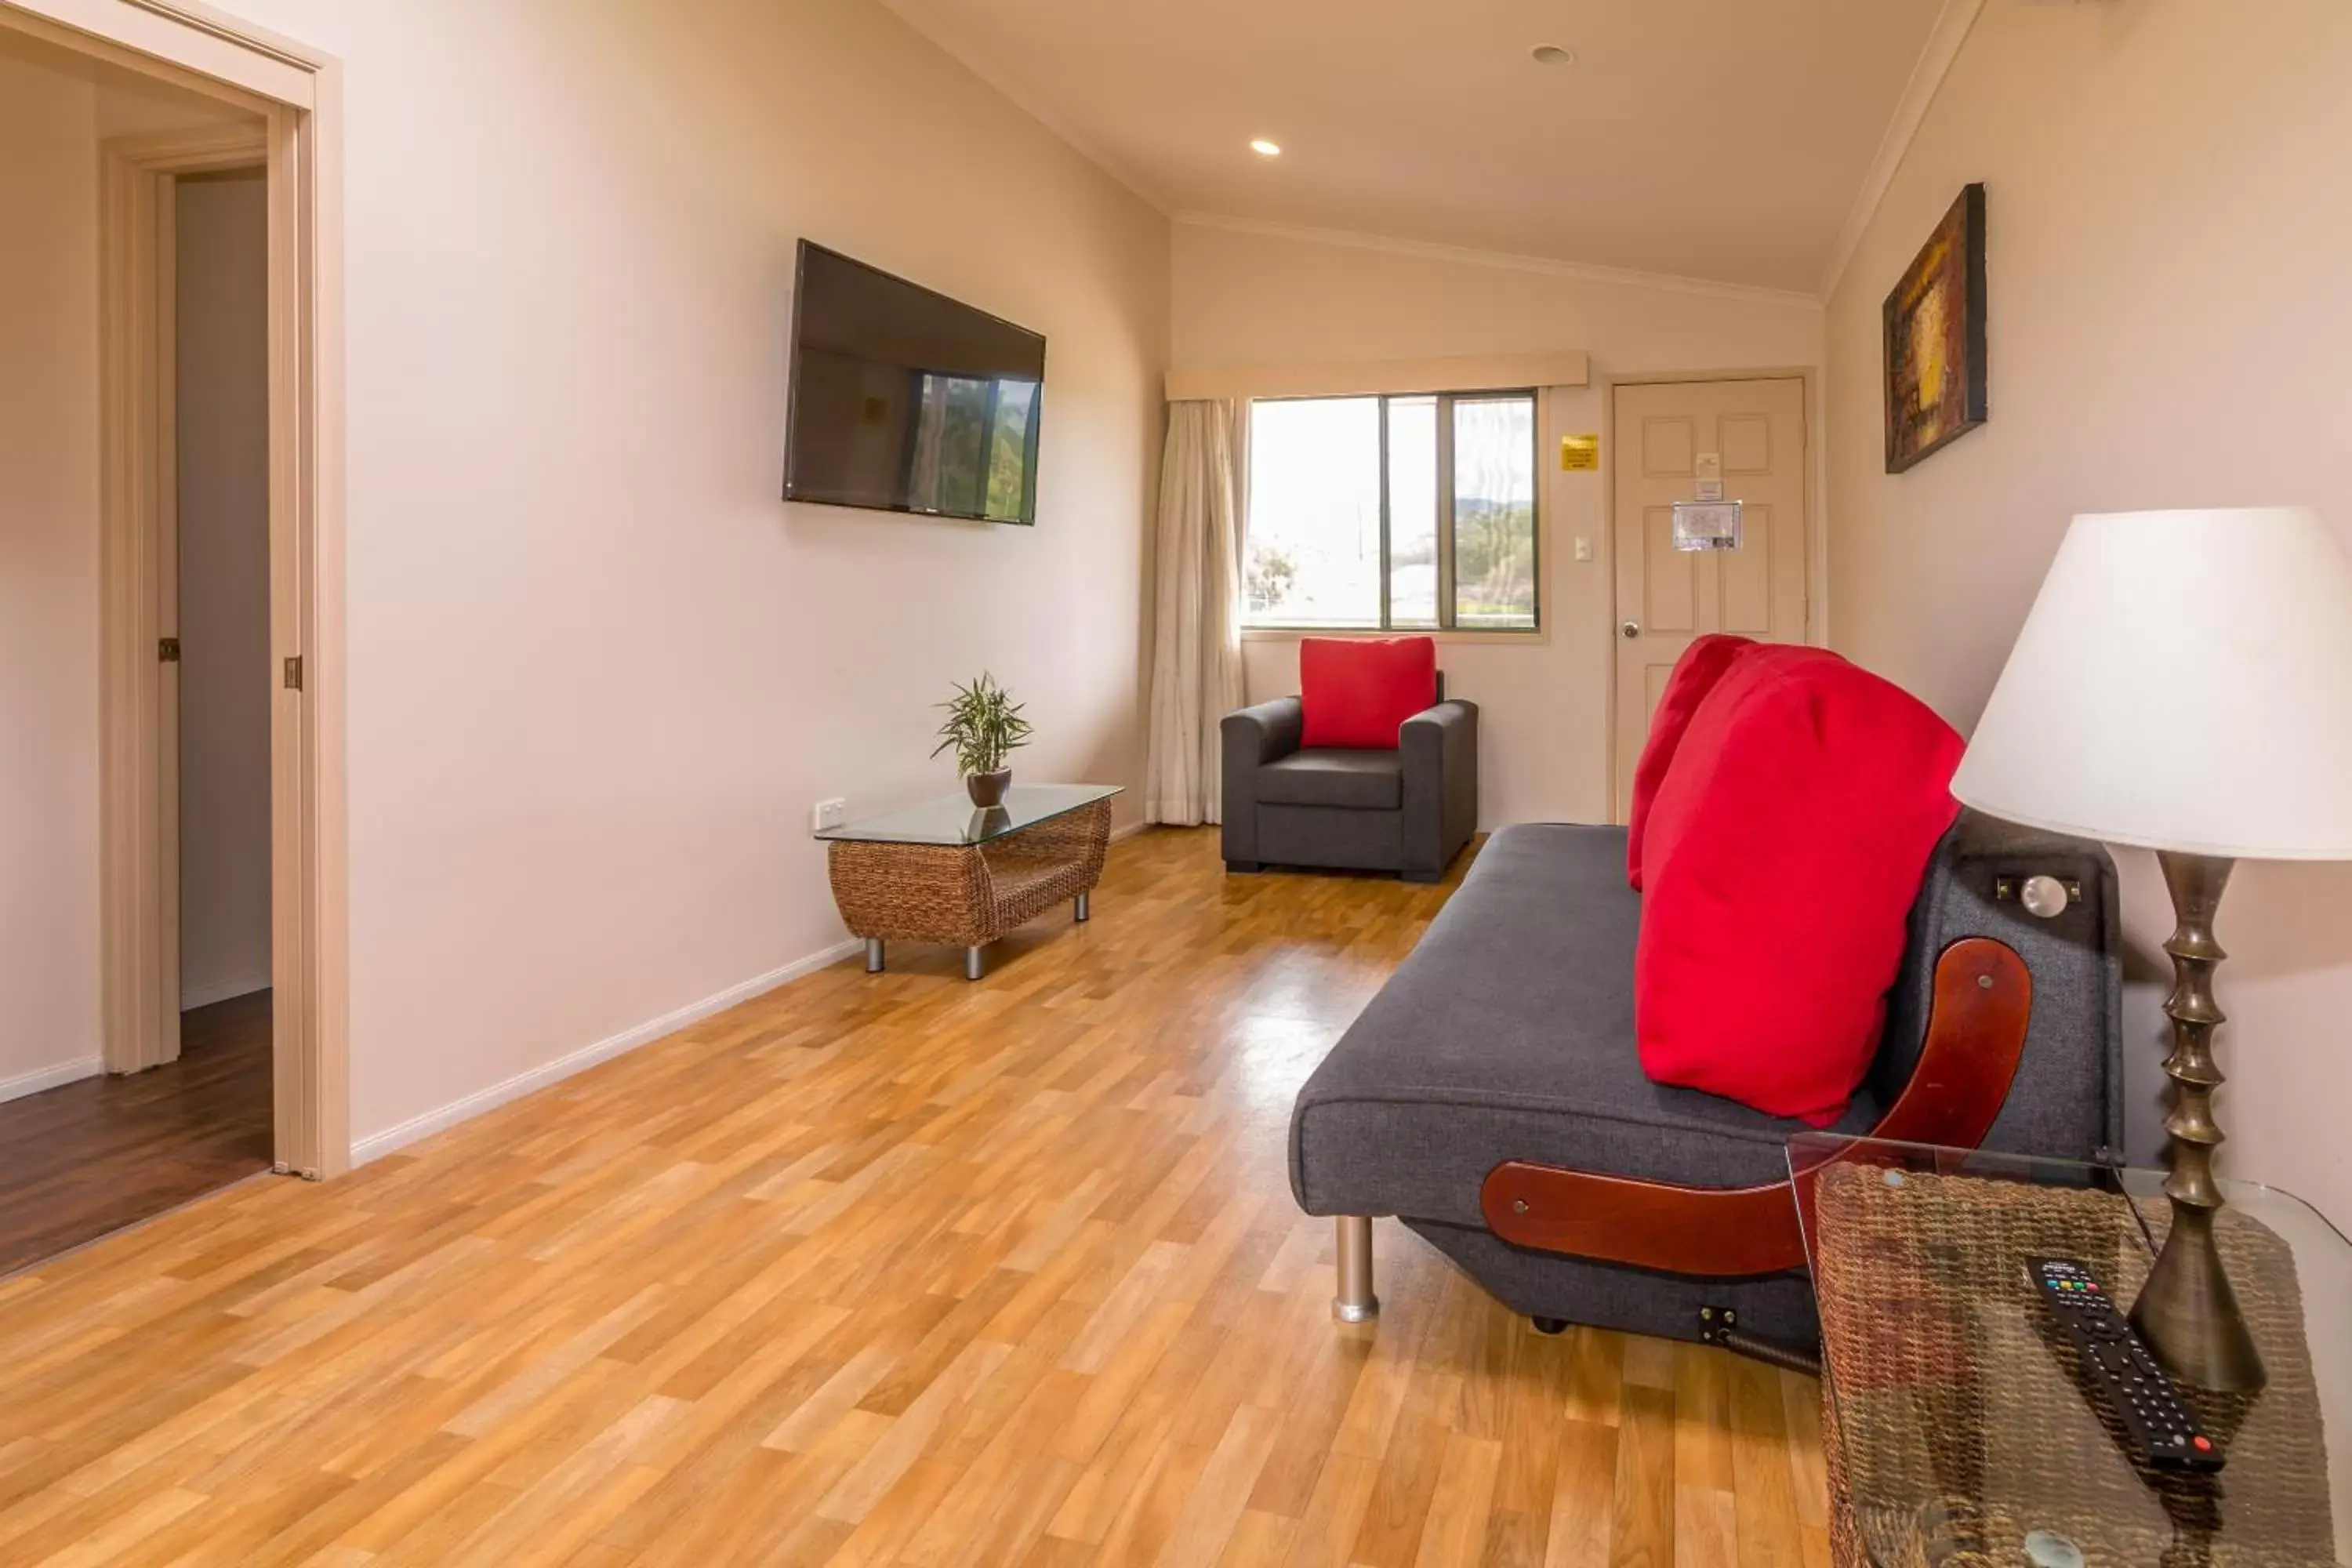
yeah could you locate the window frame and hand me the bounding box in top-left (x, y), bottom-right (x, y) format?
top-left (1242, 387), bottom-right (1542, 637)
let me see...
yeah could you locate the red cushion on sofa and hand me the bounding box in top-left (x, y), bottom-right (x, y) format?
top-left (1626, 633), bottom-right (1754, 891)
top-left (1635, 644), bottom-right (1963, 1126)
top-left (1299, 636), bottom-right (1438, 750)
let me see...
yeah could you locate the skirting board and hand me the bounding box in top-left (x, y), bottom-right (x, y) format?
top-left (0, 1055), bottom-right (103, 1107)
top-left (349, 936), bottom-right (866, 1167)
top-left (349, 817), bottom-right (1156, 1168)
top-left (182, 972), bottom-right (271, 1011)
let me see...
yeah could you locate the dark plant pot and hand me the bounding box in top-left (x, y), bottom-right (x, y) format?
top-left (966, 768), bottom-right (1011, 808)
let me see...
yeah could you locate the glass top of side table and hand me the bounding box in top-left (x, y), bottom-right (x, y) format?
top-left (812, 783), bottom-right (1122, 847)
top-left (1788, 1133), bottom-right (2351, 1567)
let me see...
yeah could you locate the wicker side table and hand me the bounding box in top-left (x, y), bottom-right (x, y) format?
top-left (822, 786), bottom-right (1118, 980)
top-left (1791, 1137), bottom-right (2345, 1568)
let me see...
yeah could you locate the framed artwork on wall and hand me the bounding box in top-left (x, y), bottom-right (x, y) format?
top-left (1883, 183), bottom-right (1987, 473)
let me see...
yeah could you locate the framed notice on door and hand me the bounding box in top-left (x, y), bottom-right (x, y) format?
top-left (1671, 501), bottom-right (1743, 552)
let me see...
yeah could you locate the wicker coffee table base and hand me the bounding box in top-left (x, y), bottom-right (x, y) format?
top-left (826, 798), bottom-right (1112, 980)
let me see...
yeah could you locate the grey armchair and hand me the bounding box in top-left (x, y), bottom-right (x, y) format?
top-left (1221, 674), bottom-right (1479, 883)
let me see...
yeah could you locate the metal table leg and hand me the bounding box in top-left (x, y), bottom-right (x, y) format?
top-left (1334, 1215), bottom-right (1379, 1323)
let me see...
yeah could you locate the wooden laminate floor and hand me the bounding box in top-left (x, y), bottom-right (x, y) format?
top-left (0, 989), bottom-right (274, 1278)
top-left (0, 829), bottom-right (1828, 1567)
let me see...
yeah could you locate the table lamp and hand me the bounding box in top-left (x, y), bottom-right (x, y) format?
top-left (1951, 506), bottom-right (2352, 1393)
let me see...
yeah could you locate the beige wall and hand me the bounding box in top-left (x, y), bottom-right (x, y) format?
top-left (1825, 0), bottom-right (2352, 1224)
top-left (176, 172), bottom-right (274, 1009)
top-left (1171, 222), bottom-right (1824, 826)
top-left (192, 0), bottom-right (1169, 1152)
top-left (0, 50), bottom-right (101, 1100)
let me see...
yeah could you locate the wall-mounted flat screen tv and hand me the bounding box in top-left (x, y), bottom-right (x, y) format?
top-left (782, 241), bottom-right (1046, 526)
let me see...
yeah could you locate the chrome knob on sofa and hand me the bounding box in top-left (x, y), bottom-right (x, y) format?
top-left (2021, 874), bottom-right (2072, 919)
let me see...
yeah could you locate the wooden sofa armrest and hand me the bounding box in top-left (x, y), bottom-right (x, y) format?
top-left (1479, 936), bottom-right (2034, 1277)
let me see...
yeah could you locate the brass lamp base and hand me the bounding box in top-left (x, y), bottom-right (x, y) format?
top-left (2127, 852), bottom-right (2266, 1393)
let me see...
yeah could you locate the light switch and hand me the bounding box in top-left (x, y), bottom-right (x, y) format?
top-left (1573, 536), bottom-right (1595, 562)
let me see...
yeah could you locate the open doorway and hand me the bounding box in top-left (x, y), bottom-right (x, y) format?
top-left (0, 31), bottom-right (274, 1273)
top-left (162, 162), bottom-right (277, 1170)
top-left (0, 0), bottom-right (346, 1202)
top-left (176, 175), bottom-right (274, 1044)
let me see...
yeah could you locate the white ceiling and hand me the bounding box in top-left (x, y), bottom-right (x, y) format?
top-left (878, 0), bottom-right (1951, 296)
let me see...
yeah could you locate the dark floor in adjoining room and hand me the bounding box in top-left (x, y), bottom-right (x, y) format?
top-left (0, 989), bottom-right (274, 1276)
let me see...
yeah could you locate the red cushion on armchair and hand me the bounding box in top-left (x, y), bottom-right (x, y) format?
top-left (1635, 644), bottom-right (1964, 1125)
top-left (1299, 636), bottom-right (1437, 749)
top-left (1625, 633), bottom-right (1753, 890)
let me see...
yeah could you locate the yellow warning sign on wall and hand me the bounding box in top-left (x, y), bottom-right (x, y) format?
top-left (1559, 434), bottom-right (1600, 471)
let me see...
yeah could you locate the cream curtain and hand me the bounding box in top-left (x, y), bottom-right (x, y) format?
top-left (1143, 399), bottom-right (1247, 825)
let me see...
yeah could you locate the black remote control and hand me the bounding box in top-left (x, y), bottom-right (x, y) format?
top-left (2026, 1257), bottom-right (2223, 1472)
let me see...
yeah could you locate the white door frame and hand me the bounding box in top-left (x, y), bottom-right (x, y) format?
top-left (10, 0), bottom-right (352, 1178)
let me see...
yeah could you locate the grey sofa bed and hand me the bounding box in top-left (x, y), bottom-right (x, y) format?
top-left (1287, 810), bottom-right (2123, 1345)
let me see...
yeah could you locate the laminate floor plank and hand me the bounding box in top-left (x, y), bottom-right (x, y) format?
top-left (0, 990), bottom-right (273, 1276)
top-left (0, 829), bottom-right (1828, 1566)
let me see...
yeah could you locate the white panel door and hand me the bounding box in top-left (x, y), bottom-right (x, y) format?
top-left (1610, 377), bottom-right (1809, 817)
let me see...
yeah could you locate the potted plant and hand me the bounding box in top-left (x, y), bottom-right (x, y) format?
top-left (932, 672), bottom-right (1033, 808)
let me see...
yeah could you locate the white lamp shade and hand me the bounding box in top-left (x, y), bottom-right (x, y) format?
top-left (1952, 507), bottom-right (2352, 862)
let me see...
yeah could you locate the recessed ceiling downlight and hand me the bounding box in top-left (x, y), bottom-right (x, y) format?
top-left (1249, 138), bottom-right (1282, 158)
top-left (1530, 44), bottom-right (1576, 66)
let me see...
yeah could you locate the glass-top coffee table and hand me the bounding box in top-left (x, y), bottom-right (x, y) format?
top-left (1790, 1133), bottom-right (2350, 1566)
top-left (815, 784), bottom-right (1121, 979)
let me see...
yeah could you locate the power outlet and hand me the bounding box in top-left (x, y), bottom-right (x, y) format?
top-left (811, 797), bottom-right (848, 833)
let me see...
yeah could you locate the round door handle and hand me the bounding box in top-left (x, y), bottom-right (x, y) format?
top-left (1620, 621), bottom-right (1641, 640)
